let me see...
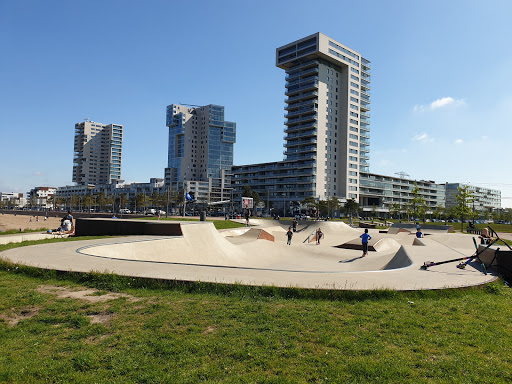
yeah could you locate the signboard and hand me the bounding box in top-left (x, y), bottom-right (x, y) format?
top-left (242, 197), bottom-right (253, 209)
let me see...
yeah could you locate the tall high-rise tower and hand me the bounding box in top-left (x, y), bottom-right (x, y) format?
top-left (165, 104), bottom-right (236, 183)
top-left (72, 120), bottom-right (123, 185)
top-left (277, 32), bottom-right (370, 201)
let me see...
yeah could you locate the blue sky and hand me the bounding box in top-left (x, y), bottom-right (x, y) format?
top-left (1, 0), bottom-right (511, 207)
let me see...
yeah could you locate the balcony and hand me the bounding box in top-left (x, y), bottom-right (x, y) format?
top-left (284, 129), bottom-right (317, 140)
top-left (284, 146), bottom-right (316, 155)
top-left (284, 138), bottom-right (317, 148)
top-left (285, 99), bottom-right (316, 111)
top-left (361, 82), bottom-right (371, 91)
top-left (284, 122), bottom-right (318, 133)
top-left (361, 112), bottom-right (370, 119)
top-left (299, 59), bottom-right (319, 69)
top-left (300, 67), bottom-right (319, 77)
top-left (285, 91), bottom-right (318, 103)
top-left (284, 105), bottom-right (317, 118)
top-left (285, 79), bottom-right (319, 95)
top-left (360, 132), bottom-right (370, 139)
top-left (284, 113), bottom-right (318, 126)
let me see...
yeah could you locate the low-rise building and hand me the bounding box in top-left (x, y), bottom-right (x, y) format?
top-left (27, 187), bottom-right (57, 209)
top-left (445, 183), bottom-right (501, 213)
top-left (358, 173), bottom-right (446, 216)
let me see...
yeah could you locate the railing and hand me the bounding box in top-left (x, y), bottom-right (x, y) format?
top-left (285, 91), bottom-right (318, 103)
top-left (466, 228), bottom-right (482, 235)
top-left (285, 99), bottom-right (316, 110)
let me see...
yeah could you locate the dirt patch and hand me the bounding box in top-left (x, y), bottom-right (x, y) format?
top-left (85, 334), bottom-right (111, 345)
top-left (87, 313), bottom-right (113, 324)
top-left (203, 325), bottom-right (216, 334)
top-left (0, 307), bottom-right (40, 327)
top-left (37, 285), bottom-right (138, 303)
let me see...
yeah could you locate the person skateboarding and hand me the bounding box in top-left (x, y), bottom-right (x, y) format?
top-left (360, 228), bottom-right (371, 257)
top-left (316, 228), bottom-right (323, 245)
top-left (286, 227), bottom-right (293, 245)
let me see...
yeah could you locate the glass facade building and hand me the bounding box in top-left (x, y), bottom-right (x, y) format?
top-left (165, 104), bottom-right (236, 203)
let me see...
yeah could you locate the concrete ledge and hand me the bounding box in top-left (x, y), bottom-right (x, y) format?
top-left (0, 232), bottom-right (71, 245)
top-left (75, 218), bottom-right (183, 237)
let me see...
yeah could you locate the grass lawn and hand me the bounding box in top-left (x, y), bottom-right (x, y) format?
top-left (1, 238), bottom-right (512, 382)
top-left (135, 217), bottom-right (246, 230)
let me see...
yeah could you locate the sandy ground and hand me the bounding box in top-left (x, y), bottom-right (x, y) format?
top-left (0, 214), bottom-right (63, 232)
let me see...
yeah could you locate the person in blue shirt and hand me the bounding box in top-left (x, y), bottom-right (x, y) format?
top-left (360, 228), bottom-right (371, 257)
top-left (416, 228), bottom-right (423, 238)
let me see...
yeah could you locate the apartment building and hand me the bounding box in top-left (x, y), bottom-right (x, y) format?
top-left (359, 173), bottom-right (446, 215)
top-left (27, 186), bottom-right (57, 209)
top-left (72, 119), bottom-right (123, 185)
top-left (233, 32), bottom-right (370, 208)
top-left (165, 104), bottom-right (235, 203)
top-left (0, 192), bottom-right (25, 208)
top-left (445, 183), bottom-right (501, 213)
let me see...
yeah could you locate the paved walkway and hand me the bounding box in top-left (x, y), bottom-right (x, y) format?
top-left (0, 221), bottom-right (498, 291)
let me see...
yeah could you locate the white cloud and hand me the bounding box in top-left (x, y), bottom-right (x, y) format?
top-left (455, 139), bottom-right (463, 144)
top-left (412, 133), bottom-right (434, 143)
top-left (413, 97), bottom-right (465, 112)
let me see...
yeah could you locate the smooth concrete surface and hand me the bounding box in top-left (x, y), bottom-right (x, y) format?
top-left (0, 220), bottom-right (498, 291)
top-left (0, 232), bottom-right (71, 245)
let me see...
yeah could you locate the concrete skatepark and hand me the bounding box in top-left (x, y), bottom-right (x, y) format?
top-left (0, 218), bottom-right (500, 291)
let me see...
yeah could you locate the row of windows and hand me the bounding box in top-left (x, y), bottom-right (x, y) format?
top-left (328, 48), bottom-right (359, 67)
top-left (328, 41), bottom-right (360, 60)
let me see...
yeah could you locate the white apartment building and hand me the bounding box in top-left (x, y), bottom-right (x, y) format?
top-left (446, 183), bottom-right (501, 213)
top-left (27, 186), bottom-right (57, 209)
top-left (73, 119), bottom-right (123, 185)
top-left (277, 32), bottom-right (370, 201)
top-left (233, 32), bottom-right (370, 208)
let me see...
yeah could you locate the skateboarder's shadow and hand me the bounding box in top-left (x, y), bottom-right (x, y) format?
top-left (338, 255), bottom-right (364, 263)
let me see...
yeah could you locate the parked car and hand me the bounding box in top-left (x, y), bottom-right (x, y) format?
top-left (119, 208), bottom-right (131, 214)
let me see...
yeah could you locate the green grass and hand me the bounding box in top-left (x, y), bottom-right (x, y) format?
top-left (138, 216), bottom-right (246, 230)
top-left (0, 238), bottom-right (512, 382)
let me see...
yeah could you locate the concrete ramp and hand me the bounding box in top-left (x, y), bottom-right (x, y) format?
top-left (387, 227), bottom-right (411, 235)
top-left (335, 237), bottom-right (400, 253)
top-left (78, 222), bottom-right (247, 266)
top-left (222, 228), bottom-right (275, 244)
top-left (382, 246), bottom-right (413, 270)
top-left (413, 238), bottom-right (426, 246)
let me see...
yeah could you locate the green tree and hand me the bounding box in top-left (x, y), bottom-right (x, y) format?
top-left (453, 185), bottom-right (474, 231)
top-left (344, 198), bottom-right (360, 225)
top-left (318, 200), bottom-right (328, 217)
top-left (389, 203), bottom-right (401, 220)
top-left (433, 205), bottom-right (445, 221)
top-left (119, 193), bottom-right (128, 210)
top-left (406, 183), bottom-right (427, 222)
top-left (302, 197), bottom-right (318, 217)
